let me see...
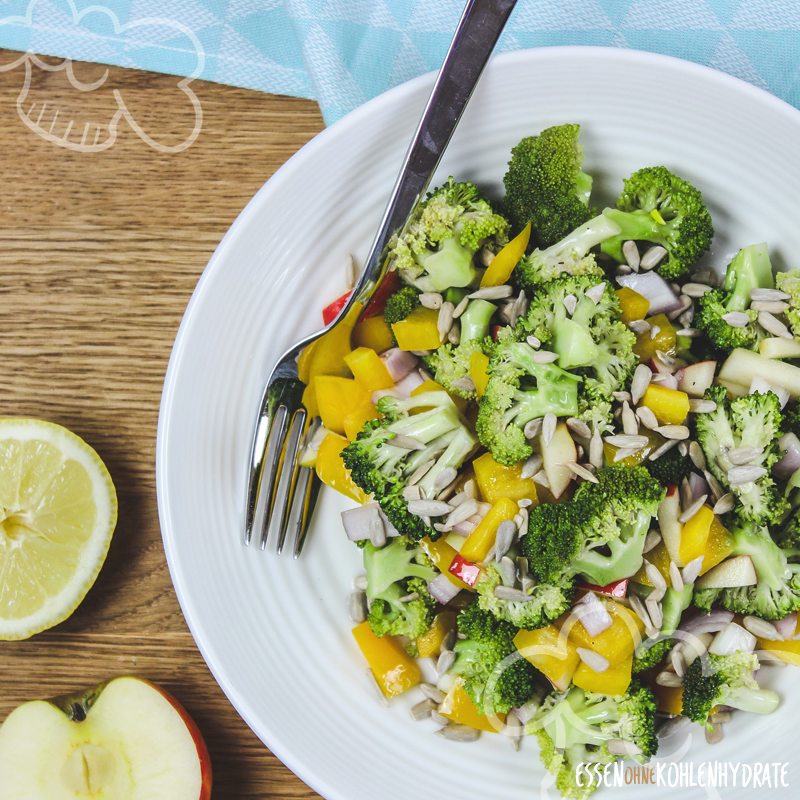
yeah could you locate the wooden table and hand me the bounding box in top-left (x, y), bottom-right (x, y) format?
top-left (0, 52), bottom-right (324, 799)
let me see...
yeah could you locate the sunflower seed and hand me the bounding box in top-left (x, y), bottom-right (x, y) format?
top-left (710, 711), bottom-right (732, 724)
top-left (349, 591), bottom-right (368, 623)
top-left (752, 300), bottom-right (790, 314)
top-left (650, 325), bottom-right (661, 340)
top-left (430, 710), bottom-right (449, 726)
top-left (683, 283), bottom-right (713, 298)
top-left (669, 561), bottom-right (685, 595)
top-left (705, 722), bottom-right (723, 745)
top-left (566, 418), bottom-right (592, 439)
top-left (566, 462), bottom-right (599, 483)
top-left (584, 282), bottom-right (607, 306)
top-left (463, 479), bottom-right (477, 500)
top-left (420, 292), bottom-right (443, 310)
top-left (447, 322), bottom-right (461, 345)
top-left (751, 288), bottom-right (790, 302)
top-left (354, 574), bottom-right (368, 591)
top-left (658, 715), bottom-right (690, 739)
top-left (758, 310), bottom-right (793, 339)
top-left (526, 335), bottom-right (541, 349)
top-left (656, 350), bottom-right (677, 369)
top-left (713, 494), bottom-right (734, 515)
top-left (691, 269), bottom-right (717, 287)
top-left (636, 405), bottom-right (659, 430)
top-left (437, 649), bottom-right (456, 676)
top-left (727, 465), bottom-right (767, 486)
top-left (408, 499), bottom-right (452, 517)
top-left (452, 376), bottom-right (476, 392)
top-left (757, 651), bottom-right (788, 666)
top-left (647, 598), bottom-right (664, 629)
top-left (649, 438), bottom-right (678, 461)
top-left (656, 671), bottom-right (683, 687)
top-left (517, 498), bottom-right (533, 509)
top-left (399, 591), bottom-right (420, 603)
top-left (643, 529), bottom-right (662, 554)
top-left (543, 413), bottom-right (557, 447)
top-left (677, 327), bottom-right (702, 338)
top-left (689, 441), bottom-right (706, 470)
top-left (629, 594), bottom-right (651, 627)
top-left (365, 669), bottom-right (390, 707)
top-left (622, 240), bottom-right (640, 270)
top-left (667, 294), bottom-right (693, 320)
top-left (533, 350), bottom-right (559, 364)
top-left (498, 556), bottom-right (517, 587)
top-left (681, 555), bottom-right (705, 586)
top-left (521, 453), bottom-right (543, 480)
top-left (679, 477), bottom-right (693, 510)
top-left (420, 683), bottom-right (446, 704)
top-left (524, 418), bottom-right (543, 439)
top-left (628, 319), bottom-right (651, 334)
top-left (403, 485), bottom-right (422, 501)
top-left (558, 293), bottom-right (578, 317)
top-left (703, 470), bottom-right (724, 502)
top-left (449, 492), bottom-right (470, 508)
top-left (728, 446), bottom-right (764, 465)
top-left (720, 310), bottom-right (750, 328)
top-left (407, 460), bottom-right (435, 487)
top-left (743, 615), bottom-right (784, 641)
top-left (437, 301), bottom-right (455, 340)
top-left (606, 434), bottom-right (649, 449)
top-left (436, 723), bottom-right (481, 742)
top-left (679, 495), bottom-right (707, 523)
top-left (411, 698), bottom-right (437, 721)
top-left (655, 425), bottom-right (690, 440)
top-left (577, 648), bottom-right (609, 673)
top-left (507, 713), bottom-right (523, 751)
top-left (452, 295), bottom-right (470, 318)
top-left (495, 585), bottom-right (533, 602)
top-left (644, 560), bottom-right (668, 594)
top-left (516, 507), bottom-right (529, 536)
top-left (641, 245), bottom-right (668, 270)
top-left (622, 401), bottom-right (639, 436)
top-left (616, 263), bottom-right (633, 275)
top-left (493, 520), bottom-right (518, 561)
top-left (444, 498), bottom-right (479, 529)
top-left (434, 467), bottom-right (458, 492)
top-left (532, 470), bottom-right (550, 488)
top-left (469, 285), bottom-right (513, 300)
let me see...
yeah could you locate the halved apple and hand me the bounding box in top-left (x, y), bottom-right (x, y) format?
top-left (0, 676), bottom-right (212, 799)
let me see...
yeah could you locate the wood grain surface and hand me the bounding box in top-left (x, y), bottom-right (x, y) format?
top-left (0, 51), bottom-right (325, 799)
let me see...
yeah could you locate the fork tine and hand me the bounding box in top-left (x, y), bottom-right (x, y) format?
top-left (254, 404), bottom-right (290, 549)
top-left (289, 466), bottom-right (322, 559)
top-left (271, 407), bottom-right (307, 554)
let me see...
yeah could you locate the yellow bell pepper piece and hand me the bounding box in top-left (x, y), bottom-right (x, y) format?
top-left (392, 306), bottom-right (443, 351)
top-left (573, 653), bottom-right (632, 696)
top-left (480, 223), bottom-right (531, 287)
top-left (641, 383), bottom-right (690, 425)
top-left (417, 611), bottom-right (457, 658)
top-left (315, 376), bottom-right (371, 435)
top-left (344, 347), bottom-right (394, 391)
top-left (308, 302), bottom-right (363, 380)
top-left (632, 313), bottom-right (676, 363)
top-left (439, 676), bottom-right (505, 731)
top-left (460, 497), bottom-right (518, 563)
top-left (353, 315), bottom-right (394, 354)
top-left (564, 599), bottom-right (645, 662)
top-left (469, 350), bottom-right (491, 398)
top-left (679, 507), bottom-right (734, 574)
top-left (302, 380), bottom-right (319, 419)
top-left (472, 452), bottom-right (539, 506)
top-left (515, 624), bottom-right (580, 691)
top-left (351, 621), bottom-right (420, 697)
top-left (631, 539), bottom-right (670, 587)
top-left (315, 433), bottom-right (368, 503)
top-left (615, 287), bottom-right (651, 324)
top-left (420, 537), bottom-right (475, 592)
top-left (297, 338), bottom-right (321, 383)
top-left (654, 684), bottom-right (684, 716)
top-left (410, 379), bottom-right (468, 414)
top-left (343, 402), bottom-right (380, 441)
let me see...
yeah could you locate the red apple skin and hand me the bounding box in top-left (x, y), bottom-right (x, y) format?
top-left (139, 678), bottom-right (213, 800)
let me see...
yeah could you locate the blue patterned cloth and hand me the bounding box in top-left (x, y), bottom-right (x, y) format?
top-left (0, 0), bottom-right (798, 125)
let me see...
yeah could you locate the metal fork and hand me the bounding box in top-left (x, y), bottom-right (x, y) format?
top-left (244, 0), bottom-right (518, 557)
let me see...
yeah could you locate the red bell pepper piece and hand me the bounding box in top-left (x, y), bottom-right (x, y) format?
top-left (578, 578), bottom-right (629, 599)
top-left (448, 553), bottom-right (481, 587)
top-left (321, 272), bottom-right (402, 326)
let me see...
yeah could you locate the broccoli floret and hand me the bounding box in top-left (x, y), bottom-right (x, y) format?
top-left (475, 562), bottom-right (575, 630)
top-left (599, 166), bottom-right (714, 281)
top-left (695, 244), bottom-right (773, 354)
top-left (475, 335), bottom-right (582, 466)
top-left (529, 682), bottom-right (658, 798)
top-left (450, 601), bottom-right (539, 715)
top-left (692, 588), bottom-right (720, 614)
top-left (424, 337), bottom-right (494, 401)
top-left (632, 637), bottom-right (673, 674)
top-left (783, 406), bottom-right (800, 439)
top-left (383, 285), bottom-right (421, 326)
top-left (681, 652), bottom-right (779, 729)
top-left (523, 465), bottom-right (665, 587)
top-left (697, 521), bottom-right (800, 619)
top-left (502, 124), bottom-right (595, 247)
top-left (695, 386), bottom-right (787, 525)
top-left (512, 214), bottom-right (618, 291)
top-left (776, 269), bottom-right (800, 338)
top-left (388, 178), bottom-right (509, 293)
top-left (341, 392), bottom-right (478, 540)
top-left (643, 446), bottom-right (694, 487)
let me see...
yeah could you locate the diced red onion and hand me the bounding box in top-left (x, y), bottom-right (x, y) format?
top-left (575, 591), bottom-right (614, 637)
top-left (774, 612), bottom-right (797, 639)
top-left (774, 433), bottom-right (800, 480)
top-left (689, 472), bottom-right (710, 505)
top-left (751, 376), bottom-right (790, 409)
top-left (709, 622), bottom-right (756, 656)
top-left (341, 503), bottom-right (385, 545)
top-left (380, 348), bottom-right (418, 382)
top-left (679, 610), bottom-right (734, 635)
top-left (655, 373), bottom-right (679, 391)
top-left (513, 700), bottom-right (540, 725)
top-left (426, 573), bottom-right (461, 604)
top-left (616, 271), bottom-right (683, 315)
top-left (394, 369), bottom-right (426, 397)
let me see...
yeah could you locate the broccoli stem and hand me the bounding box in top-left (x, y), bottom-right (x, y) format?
top-left (445, 287), bottom-right (470, 306)
top-left (731, 524), bottom-right (789, 592)
top-left (460, 299), bottom-right (496, 341)
top-left (599, 208), bottom-right (666, 262)
top-left (540, 214), bottom-right (622, 261)
top-left (725, 243), bottom-right (773, 311)
top-left (725, 686), bottom-right (780, 716)
top-left (660, 584), bottom-right (693, 636)
top-left (417, 427), bottom-right (478, 497)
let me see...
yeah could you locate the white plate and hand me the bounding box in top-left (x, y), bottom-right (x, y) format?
top-left (157, 47), bottom-right (800, 800)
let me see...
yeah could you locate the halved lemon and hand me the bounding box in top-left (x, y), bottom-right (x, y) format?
top-left (0, 419), bottom-right (117, 640)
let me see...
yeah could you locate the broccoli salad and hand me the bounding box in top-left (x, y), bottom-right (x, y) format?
top-left (299, 123), bottom-right (800, 799)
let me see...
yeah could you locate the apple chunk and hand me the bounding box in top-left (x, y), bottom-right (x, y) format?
top-left (677, 360), bottom-right (716, 397)
top-left (536, 421), bottom-right (577, 500)
top-left (0, 676), bottom-right (212, 799)
top-left (695, 555), bottom-right (757, 589)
